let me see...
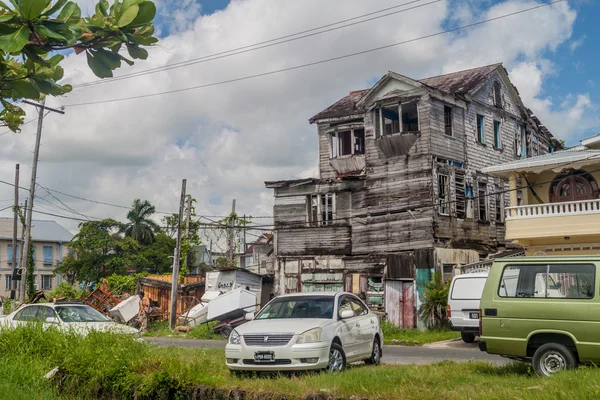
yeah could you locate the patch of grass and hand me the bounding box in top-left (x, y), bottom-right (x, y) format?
top-left (381, 320), bottom-right (460, 345)
top-left (143, 320), bottom-right (221, 340)
top-left (4, 325), bottom-right (600, 400)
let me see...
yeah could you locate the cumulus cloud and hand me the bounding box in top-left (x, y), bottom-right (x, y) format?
top-left (0, 0), bottom-right (594, 234)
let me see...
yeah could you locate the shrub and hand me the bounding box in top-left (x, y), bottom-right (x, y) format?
top-left (47, 282), bottom-right (84, 301)
top-left (419, 272), bottom-right (450, 329)
top-left (106, 273), bottom-right (148, 295)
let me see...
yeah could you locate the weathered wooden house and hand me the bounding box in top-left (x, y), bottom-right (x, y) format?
top-left (265, 63), bottom-right (560, 328)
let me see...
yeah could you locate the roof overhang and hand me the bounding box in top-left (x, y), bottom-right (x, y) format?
top-left (481, 150), bottom-right (600, 178)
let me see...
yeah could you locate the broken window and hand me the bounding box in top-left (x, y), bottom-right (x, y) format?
top-left (330, 128), bottom-right (365, 157)
top-left (455, 172), bottom-right (466, 219)
top-left (493, 81), bottom-right (502, 108)
top-left (477, 115), bottom-right (485, 144)
top-left (517, 189), bottom-right (523, 206)
top-left (478, 181), bottom-right (487, 221)
top-left (444, 106), bottom-right (453, 136)
top-left (376, 102), bottom-right (419, 136)
top-left (354, 129), bottom-right (365, 154)
top-left (438, 173), bottom-right (450, 215)
top-left (495, 184), bottom-right (503, 222)
top-left (520, 126), bottom-right (526, 159)
top-left (442, 264), bottom-right (454, 282)
top-left (493, 120), bottom-right (501, 149)
top-left (466, 184), bottom-right (474, 219)
top-left (307, 194), bottom-right (335, 226)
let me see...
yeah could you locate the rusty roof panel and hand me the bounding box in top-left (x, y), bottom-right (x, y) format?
top-left (419, 63), bottom-right (502, 95)
top-left (309, 90), bottom-right (368, 123)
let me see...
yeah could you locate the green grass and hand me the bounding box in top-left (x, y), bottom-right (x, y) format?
top-left (381, 320), bottom-right (460, 345)
top-left (142, 320), bottom-right (221, 340)
top-left (3, 325), bottom-right (600, 399)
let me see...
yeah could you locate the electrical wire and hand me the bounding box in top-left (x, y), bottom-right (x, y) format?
top-left (63, 0), bottom-right (566, 108)
top-left (72, 0), bottom-right (441, 88)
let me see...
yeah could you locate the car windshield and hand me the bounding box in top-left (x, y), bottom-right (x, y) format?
top-left (255, 296), bottom-right (334, 320)
top-left (55, 306), bottom-right (111, 323)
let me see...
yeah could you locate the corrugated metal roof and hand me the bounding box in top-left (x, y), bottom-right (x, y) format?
top-left (309, 90), bottom-right (367, 123)
top-left (0, 218), bottom-right (73, 242)
top-left (481, 150), bottom-right (600, 176)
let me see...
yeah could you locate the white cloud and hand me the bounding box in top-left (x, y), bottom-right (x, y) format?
top-left (569, 34), bottom-right (586, 53)
top-left (0, 0), bottom-right (594, 234)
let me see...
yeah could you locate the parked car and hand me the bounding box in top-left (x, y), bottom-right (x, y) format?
top-left (0, 303), bottom-right (140, 336)
top-left (479, 256), bottom-right (599, 376)
top-left (225, 292), bottom-right (383, 373)
top-left (447, 272), bottom-right (488, 343)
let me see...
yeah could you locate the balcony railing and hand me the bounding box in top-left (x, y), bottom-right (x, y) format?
top-left (506, 199), bottom-right (600, 220)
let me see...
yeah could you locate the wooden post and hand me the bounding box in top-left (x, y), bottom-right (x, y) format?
top-left (228, 199), bottom-right (236, 267)
top-left (10, 164), bottom-right (19, 300)
top-left (170, 179), bottom-right (186, 330)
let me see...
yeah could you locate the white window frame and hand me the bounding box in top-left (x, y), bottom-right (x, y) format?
top-left (307, 193), bottom-right (336, 226)
top-left (330, 128), bottom-right (365, 158)
top-left (41, 275), bottom-right (53, 290)
top-left (377, 101), bottom-right (419, 137)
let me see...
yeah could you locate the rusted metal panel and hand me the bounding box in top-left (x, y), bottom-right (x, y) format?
top-left (402, 282), bottom-right (415, 328)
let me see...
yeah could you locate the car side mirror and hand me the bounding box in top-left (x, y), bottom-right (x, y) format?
top-left (340, 310), bottom-right (354, 319)
top-left (45, 317), bottom-right (59, 324)
top-left (244, 312), bottom-right (254, 321)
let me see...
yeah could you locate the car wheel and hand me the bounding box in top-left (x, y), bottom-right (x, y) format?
top-left (532, 343), bottom-right (577, 377)
top-left (220, 325), bottom-right (233, 340)
top-left (461, 332), bottom-right (476, 343)
top-left (326, 343), bottom-right (346, 373)
top-left (364, 338), bottom-right (381, 365)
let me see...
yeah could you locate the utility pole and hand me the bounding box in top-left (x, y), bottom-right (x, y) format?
top-left (170, 179), bottom-right (186, 330)
top-left (228, 199), bottom-right (236, 267)
top-left (242, 214), bottom-right (247, 269)
top-left (19, 99), bottom-right (64, 302)
top-left (10, 164), bottom-right (19, 300)
top-left (18, 199), bottom-right (26, 299)
top-left (183, 195), bottom-right (191, 272)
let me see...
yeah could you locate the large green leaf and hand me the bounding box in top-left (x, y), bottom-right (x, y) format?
top-left (126, 43), bottom-right (147, 60)
top-left (56, 0), bottom-right (79, 22)
top-left (32, 78), bottom-right (65, 95)
top-left (10, 79), bottom-right (40, 99)
top-left (47, 53), bottom-right (64, 66)
top-left (19, 0), bottom-right (50, 20)
top-left (86, 50), bottom-right (112, 78)
top-left (53, 65), bottom-right (63, 80)
top-left (121, 0), bottom-right (143, 11)
top-left (117, 3), bottom-right (138, 27)
top-left (130, 1), bottom-right (154, 26)
top-left (42, 0), bottom-right (66, 16)
top-left (35, 24), bottom-right (66, 41)
top-left (94, 48), bottom-right (121, 69)
top-left (95, 0), bottom-right (106, 17)
top-left (0, 25), bottom-right (29, 52)
top-left (0, 14), bottom-right (14, 22)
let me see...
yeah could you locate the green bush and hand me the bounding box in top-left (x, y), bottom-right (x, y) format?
top-left (47, 282), bottom-right (84, 301)
top-left (106, 273), bottom-right (148, 295)
top-left (419, 272), bottom-right (450, 329)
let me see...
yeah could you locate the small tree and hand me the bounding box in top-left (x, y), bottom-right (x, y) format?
top-left (419, 272), bottom-right (450, 329)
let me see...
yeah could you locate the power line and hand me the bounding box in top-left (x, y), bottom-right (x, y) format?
top-left (0, 118), bottom-right (40, 137)
top-left (64, 0), bottom-right (565, 108)
top-left (72, 0), bottom-right (440, 88)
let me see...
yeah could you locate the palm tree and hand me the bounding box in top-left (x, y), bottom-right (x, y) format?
top-left (124, 199), bottom-right (161, 245)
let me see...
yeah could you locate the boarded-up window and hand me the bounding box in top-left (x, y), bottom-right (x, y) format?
top-left (478, 182), bottom-right (487, 221)
top-left (444, 106), bottom-right (453, 136)
top-left (495, 184), bottom-right (503, 222)
top-left (438, 173), bottom-right (450, 215)
top-left (493, 81), bottom-right (502, 107)
top-left (455, 172), bottom-right (466, 219)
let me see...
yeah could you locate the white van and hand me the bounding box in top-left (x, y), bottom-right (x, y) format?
top-left (447, 272), bottom-right (488, 343)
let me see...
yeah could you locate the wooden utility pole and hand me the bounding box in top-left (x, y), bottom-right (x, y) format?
top-left (228, 199), bottom-right (236, 267)
top-left (19, 99), bottom-right (64, 302)
top-left (10, 164), bottom-right (19, 300)
top-left (183, 195), bottom-right (191, 272)
top-left (17, 199), bottom-right (26, 299)
top-left (169, 179), bottom-right (186, 330)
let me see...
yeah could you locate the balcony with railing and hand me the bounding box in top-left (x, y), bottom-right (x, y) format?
top-left (505, 199), bottom-right (600, 241)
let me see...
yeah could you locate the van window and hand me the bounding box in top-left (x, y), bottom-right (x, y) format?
top-left (451, 277), bottom-right (487, 300)
top-left (498, 264), bottom-right (595, 299)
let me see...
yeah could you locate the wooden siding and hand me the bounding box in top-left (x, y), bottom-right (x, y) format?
top-left (277, 226), bottom-right (352, 256)
top-left (429, 98), bottom-right (466, 162)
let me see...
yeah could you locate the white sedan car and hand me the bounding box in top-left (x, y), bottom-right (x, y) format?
top-left (225, 292), bottom-right (382, 373)
top-left (0, 303), bottom-right (140, 336)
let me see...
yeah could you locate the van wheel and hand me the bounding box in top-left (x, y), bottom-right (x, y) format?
top-left (461, 332), bottom-right (476, 343)
top-left (532, 343), bottom-right (576, 377)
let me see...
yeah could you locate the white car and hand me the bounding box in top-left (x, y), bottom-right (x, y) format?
top-left (0, 302), bottom-right (140, 336)
top-left (225, 292), bottom-right (383, 373)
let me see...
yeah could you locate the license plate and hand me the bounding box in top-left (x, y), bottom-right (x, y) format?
top-left (254, 351), bottom-right (275, 363)
top-left (470, 312), bottom-right (480, 319)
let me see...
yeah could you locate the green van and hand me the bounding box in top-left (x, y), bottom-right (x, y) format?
top-left (478, 256), bottom-right (600, 376)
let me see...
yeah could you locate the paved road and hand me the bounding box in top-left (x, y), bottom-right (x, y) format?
top-left (145, 337), bottom-right (507, 365)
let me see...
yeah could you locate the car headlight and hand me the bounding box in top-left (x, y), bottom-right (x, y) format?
top-left (296, 327), bottom-right (322, 344)
top-left (229, 329), bottom-right (241, 345)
